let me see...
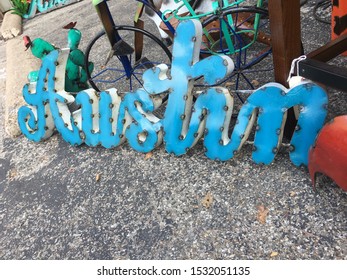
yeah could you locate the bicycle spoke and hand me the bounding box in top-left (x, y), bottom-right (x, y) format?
top-left (85, 26), bottom-right (171, 93)
top-left (199, 5), bottom-right (272, 103)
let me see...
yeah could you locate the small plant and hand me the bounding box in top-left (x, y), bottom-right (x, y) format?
top-left (10, 0), bottom-right (31, 18)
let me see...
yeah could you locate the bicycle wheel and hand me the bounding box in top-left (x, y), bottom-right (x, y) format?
top-left (201, 6), bottom-right (272, 101)
top-left (85, 25), bottom-right (172, 93)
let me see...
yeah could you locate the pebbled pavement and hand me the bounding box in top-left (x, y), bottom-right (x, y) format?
top-left (0, 0), bottom-right (346, 260)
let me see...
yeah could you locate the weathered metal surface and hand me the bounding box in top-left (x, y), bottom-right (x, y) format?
top-left (18, 19), bottom-right (328, 166)
top-left (309, 115), bottom-right (347, 192)
top-left (24, 26), bottom-right (93, 92)
top-left (332, 0), bottom-right (347, 55)
top-left (24, 0), bottom-right (78, 19)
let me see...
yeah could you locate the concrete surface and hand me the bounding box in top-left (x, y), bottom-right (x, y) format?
top-left (5, 37), bottom-right (41, 137)
top-left (0, 0), bottom-right (346, 260)
top-left (0, 12), bottom-right (22, 39)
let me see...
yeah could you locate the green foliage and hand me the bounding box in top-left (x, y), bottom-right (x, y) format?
top-left (10, 0), bottom-right (30, 18)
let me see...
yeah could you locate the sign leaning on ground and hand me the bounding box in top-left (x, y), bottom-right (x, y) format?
top-left (18, 19), bottom-right (328, 166)
top-left (24, 0), bottom-right (77, 19)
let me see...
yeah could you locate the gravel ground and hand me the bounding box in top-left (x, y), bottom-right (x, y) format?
top-left (0, 0), bottom-right (346, 260)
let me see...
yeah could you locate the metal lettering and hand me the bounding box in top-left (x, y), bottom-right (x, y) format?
top-left (24, 0), bottom-right (75, 19)
top-left (18, 20), bottom-right (328, 166)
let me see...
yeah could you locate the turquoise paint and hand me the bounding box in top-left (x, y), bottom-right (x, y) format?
top-left (24, 0), bottom-right (73, 19)
top-left (18, 20), bottom-right (328, 166)
top-left (27, 27), bottom-right (92, 92)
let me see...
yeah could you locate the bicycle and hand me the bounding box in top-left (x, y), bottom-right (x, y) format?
top-left (85, 0), bottom-right (173, 93)
top-left (159, 0), bottom-right (271, 94)
top-left (85, 0), bottom-right (272, 101)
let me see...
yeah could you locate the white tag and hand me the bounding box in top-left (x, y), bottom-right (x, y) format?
top-left (287, 55), bottom-right (307, 83)
top-left (288, 75), bottom-right (306, 88)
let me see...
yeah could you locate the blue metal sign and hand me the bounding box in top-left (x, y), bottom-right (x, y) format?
top-left (18, 19), bottom-right (328, 166)
top-left (24, 0), bottom-right (77, 19)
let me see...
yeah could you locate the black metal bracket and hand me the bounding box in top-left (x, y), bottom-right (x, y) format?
top-left (298, 33), bottom-right (347, 92)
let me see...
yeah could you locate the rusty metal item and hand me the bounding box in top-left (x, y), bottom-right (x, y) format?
top-left (332, 0), bottom-right (347, 55)
top-left (19, 20), bottom-right (328, 167)
top-left (159, 12), bottom-right (271, 45)
top-left (159, 12), bottom-right (190, 37)
top-left (309, 115), bottom-right (347, 192)
top-left (235, 12), bottom-right (271, 46)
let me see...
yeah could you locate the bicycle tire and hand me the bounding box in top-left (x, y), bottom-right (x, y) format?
top-left (200, 6), bottom-right (272, 99)
top-left (85, 25), bottom-right (172, 93)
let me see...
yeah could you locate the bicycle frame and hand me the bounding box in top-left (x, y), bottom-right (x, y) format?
top-left (93, 0), bottom-right (134, 78)
top-left (162, 1), bottom-right (270, 91)
top-left (93, 0), bottom-right (266, 64)
top-left (134, 0), bottom-right (176, 36)
top-left (93, 0), bottom-right (176, 80)
top-left (91, 0), bottom-right (271, 99)
top-left (167, 0), bottom-right (265, 56)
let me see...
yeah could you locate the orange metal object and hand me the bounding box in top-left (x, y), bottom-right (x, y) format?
top-left (308, 115), bottom-right (347, 192)
top-left (332, 0), bottom-right (347, 55)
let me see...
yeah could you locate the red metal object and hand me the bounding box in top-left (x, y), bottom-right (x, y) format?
top-left (332, 0), bottom-right (347, 55)
top-left (309, 115), bottom-right (347, 192)
top-left (23, 35), bottom-right (32, 50)
top-left (62, 21), bottom-right (77, 29)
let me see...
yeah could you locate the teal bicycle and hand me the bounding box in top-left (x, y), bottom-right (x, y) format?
top-left (85, 0), bottom-right (272, 101)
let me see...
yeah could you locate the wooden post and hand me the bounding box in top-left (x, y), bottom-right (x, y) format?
top-left (268, 0), bottom-right (302, 138)
top-left (268, 0), bottom-right (302, 86)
